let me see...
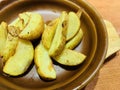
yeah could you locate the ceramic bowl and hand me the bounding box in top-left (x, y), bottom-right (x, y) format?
top-left (0, 0), bottom-right (108, 90)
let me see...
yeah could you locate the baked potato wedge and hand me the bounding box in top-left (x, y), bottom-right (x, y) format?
top-left (3, 39), bottom-right (34, 76)
top-left (66, 11), bottom-right (82, 41)
top-left (53, 49), bottom-right (86, 66)
top-left (0, 22), bottom-right (8, 55)
top-left (10, 12), bottom-right (30, 31)
top-left (65, 28), bottom-right (83, 49)
top-left (18, 12), bottom-right (30, 27)
top-left (2, 34), bottom-right (18, 62)
top-left (42, 18), bottom-right (59, 49)
top-left (49, 11), bottom-right (67, 56)
top-left (34, 42), bottom-right (56, 80)
top-left (2, 26), bottom-right (19, 62)
top-left (19, 12), bottom-right (44, 40)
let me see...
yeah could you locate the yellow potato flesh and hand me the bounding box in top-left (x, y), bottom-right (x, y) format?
top-left (19, 12), bottom-right (30, 27)
top-left (3, 39), bottom-right (34, 76)
top-left (34, 42), bottom-right (56, 80)
top-left (2, 26), bottom-right (21, 62)
top-left (66, 11), bottom-right (81, 41)
top-left (49, 11), bottom-right (67, 57)
top-left (9, 12), bottom-right (30, 31)
top-left (42, 18), bottom-right (59, 50)
top-left (0, 22), bottom-right (7, 56)
top-left (65, 28), bottom-right (83, 49)
top-left (54, 49), bottom-right (86, 66)
top-left (19, 12), bottom-right (44, 40)
top-left (2, 34), bottom-right (18, 62)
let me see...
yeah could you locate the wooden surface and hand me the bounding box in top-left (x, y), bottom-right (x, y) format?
top-left (84, 0), bottom-right (120, 90)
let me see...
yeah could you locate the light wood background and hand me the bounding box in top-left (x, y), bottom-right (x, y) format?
top-left (84, 0), bottom-right (120, 90)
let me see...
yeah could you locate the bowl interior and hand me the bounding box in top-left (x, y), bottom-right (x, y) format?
top-left (0, 0), bottom-right (107, 90)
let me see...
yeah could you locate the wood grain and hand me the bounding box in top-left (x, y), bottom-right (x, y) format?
top-left (84, 0), bottom-right (120, 90)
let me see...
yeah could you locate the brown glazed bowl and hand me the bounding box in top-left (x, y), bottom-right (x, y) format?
top-left (0, 0), bottom-right (108, 90)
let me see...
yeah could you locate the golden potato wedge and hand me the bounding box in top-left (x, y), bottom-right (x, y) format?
top-left (65, 28), bottom-right (83, 49)
top-left (3, 39), bottom-right (34, 76)
top-left (10, 18), bottom-right (24, 31)
top-left (19, 12), bottom-right (44, 40)
top-left (54, 49), bottom-right (86, 66)
top-left (0, 22), bottom-right (8, 55)
top-left (2, 34), bottom-right (18, 62)
top-left (10, 12), bottom-right (30, 31)
top-left (49, 11), bottom-right (67, 56)
top-left (14, 19), bottom-right (24, 31)
top-left (34, 42), bottom-right (56, 80)
top-left (66, 11), bottom-right (82, 41)
top-left (19, 12), bottom-right (30, 27)
top-left (42, 18), bottom-right (59, 49)
top-left (2, 26), bottom-right (20, 62)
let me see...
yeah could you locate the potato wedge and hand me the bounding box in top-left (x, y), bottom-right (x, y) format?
top-left (49, 11), bottom-right (67, 56)
top-left (10, 18), bottom-right (24, 31)
top-left (19, 12), bottom-right (44, 40)
top-left (2, 26), bottom-right (20, 62)
top-left (0, 22), bottom-right (8, 55)
top-left (42, 18), bottom-right (59, 49)
top-left (2, 34), bottom-right (18, 62)
top-left (3, 39), bottom-right (34, 76)
top-left (65, 28), bottom-right (83, 49)
top-left (54, 49), bottom-right (86, 66)
top-left (66, 11), bottom-right (82, 41)
top-left (34, 42), bottom-right (56, 80)
top-left (19, 12), bottom-right (30, 27)
top-left (10, 12), bottom-right (30, 31)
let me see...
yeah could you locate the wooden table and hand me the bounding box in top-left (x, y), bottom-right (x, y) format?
top-left (84, 0), bottom-right (120, 90)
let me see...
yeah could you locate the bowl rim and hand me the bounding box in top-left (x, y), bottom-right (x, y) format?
top-left (72, 0), bottom-right (108, 89)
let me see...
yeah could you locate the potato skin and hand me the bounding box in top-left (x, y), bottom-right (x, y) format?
top-left (49, 11), bottom-right (67, 57)
top-left (42, 18), bottom-right (59, 50)
top-left (3, 39), bottom-right (34, 76)
top-left (34, 42), bottom-right (56, 80)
